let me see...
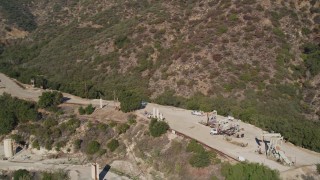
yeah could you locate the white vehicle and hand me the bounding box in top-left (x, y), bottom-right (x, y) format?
top-left (210, 128), bottom-right (218, 135)
top-left (238, 156), bottom-right (246, 162)
top-left (191, 110), bottom-right (204, 116)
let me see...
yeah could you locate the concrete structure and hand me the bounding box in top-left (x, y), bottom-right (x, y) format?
top-left (91, 163), bottom-right (99, 180)
top-left (4, 139), bottom-right (14, 158)
top-left (153, 108), bottom-right (156, 118)
top-left (156, 109), bottom-right (160, 118)
top-left (100, 98), bottom-right (103, 109)
top-left (159, 113), bottom-right (163, 120)
top-left (151, 108), bottom-right (164, 120)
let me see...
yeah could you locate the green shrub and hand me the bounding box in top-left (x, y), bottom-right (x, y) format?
top-left (59, 118), bottom-right (80, 136)
top-left (114, 35), bottom-right (130, 49)
top-left (302, 27), bottom-right (311, 35)
top-left (98, 149), bottom-right (107, 156)
top-left (256, 4), bottom-right (264, 11)
top-left (189, 151), bottom-right (211, 168)
top-left (86, 141), bottom-right (100, 155)
top-left (128, 118), bottom-right (137, 125)
top-left (0, 42), bottom-right (4, 55)
top-left (38, 91), bottom-right (63, 109)
top-left (107, 139), bottom-right (119, 152)
top-left (273, 28), bottom-right (285, 38)
top-left (74, 139), bottom-right (82, 150)
top-left (45, 141), bottom-right (53, 150)
top-left (149, 119), bottom-right (169, 137)
top-left (186, 140), bottom-right (205, 153)
top-left (109, 121), bottom-right (117, 127)
top-left (216, 25), bottom-right (228, 35)
top-left (229, 14), bottom-right (238, 21)
top-left (10, 134), bottom-right (24, 144)
top-left (78, 107), bottom-right (85, 115)
top-left (119, 90), bottom-right (143, 112)
top-left (41, 172), bottom-right (53, 180)
top-left (32, 140), bottom-right (40, 150)
top-left (97, 123), bottom-right (108, 132)
top-left (210, 175), bottom-right (219, 180)
top-left (117, 123), bottom-right (130, 134)
top-left (41, 169), bottom-right (70, 180)
top-left (0, 1), bottom-right (37, 31)
top-left (221, 163), bottom-right (280, 180)
top-left (85, 104), bottom-right (95, 114)
top-left (43, 118), bottom-right (58, 129)
top-left (0, 94), bottom-right (38, 134)
top-left (78, 104), bottom-right (95, 115)
top-left (302, 43), bottom-right (320, 76)
top-left (13, 169), bottom-right (31, 180)
top-left (317, 164), bottom-right (320, 174)
top-left (127, 114), bottom-right (137, 125)
top-left (154, 90), bottom-right (186, 107)
top-left (0, 110), bottom-right (16, 135)
top-left (55, 141), bottom-right (67, 151)
top-left (186, 140), bottom-right (216, 168)
top-left (52, 4), bottom-right (62, 12)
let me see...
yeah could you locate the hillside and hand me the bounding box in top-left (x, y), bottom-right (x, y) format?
top-left (0, 0), bottom-right (320, 151)
top-left (0, 94), bottom-right (285, 180)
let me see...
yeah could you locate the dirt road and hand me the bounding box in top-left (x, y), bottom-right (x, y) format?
top-left (1, 72), bottom-right (320, 172)
top-left (0, 73), bottom-right (117, 107)
top-left (137, 103), bottom-right (320, 172)
top-left (0, 73), bottom-right (42, 101)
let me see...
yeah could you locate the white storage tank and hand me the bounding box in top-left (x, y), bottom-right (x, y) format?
top-left (4, 139), bottom-right (14, 158)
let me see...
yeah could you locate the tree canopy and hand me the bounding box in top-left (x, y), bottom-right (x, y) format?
top-left (38, 91), bottom-right (63, 109)
top-left (0, 94), bottom-right (38, 134)
top-left (221, 163), bottom-right (280, 180)
top-left (149, 118), bottom-right (169, 137)
top-left (86, 140), bottom-right (100, 155)
top-left (119, 90), bottom-right (143, 112)
top-left (303, 43), bottom-right (320, 76)
top-left (13, 169), bottom-right (32, 180)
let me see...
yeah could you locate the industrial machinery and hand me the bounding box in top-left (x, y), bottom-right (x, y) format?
top-left (256, 133), bottom-right (293, 166)
top-left (209, 119), bottom-right (243, 137)
top-left (204, 110), bottom-right (244, 137)
top-left (199, 110), bottom-right (217, 126)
